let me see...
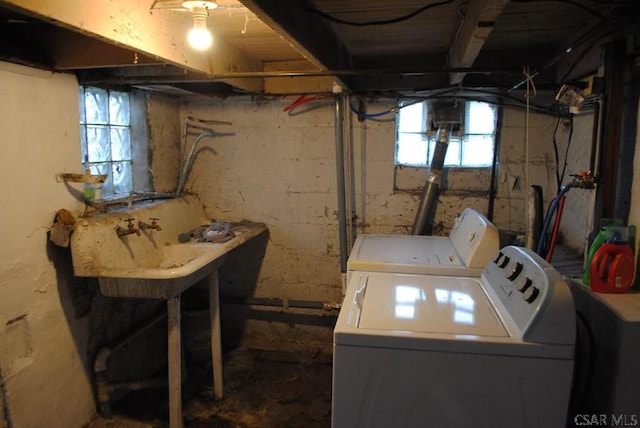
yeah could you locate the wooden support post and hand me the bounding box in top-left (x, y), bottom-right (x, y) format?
top-left (209, 270), bottom-right (224, 399)
top-left (167, 296), bottom-right (183, 428)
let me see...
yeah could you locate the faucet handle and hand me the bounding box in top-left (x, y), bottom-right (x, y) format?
top-left (149, 217), bottom-right (162, 231)
top-left (138, 217), bottom-right (161, 231)
top-left (125, 217), bottom-right (141, 236)
top-left (116, 218), bottom-right (141, 237)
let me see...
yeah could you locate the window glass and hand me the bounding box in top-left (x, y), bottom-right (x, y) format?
top-left (80, 87), bottom-right (133, 197)
top-left (467, 101), bottom-right (495, 134)
top-left (396, 100), bottom-right (496, 168)
top-left (396, 133), bottom-right (428, 165)
top-left (397, 102), bottom-right (424, 133)
top-left (84, 88), bottom-right (109, 124)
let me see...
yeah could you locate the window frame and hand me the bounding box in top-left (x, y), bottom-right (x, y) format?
top-left (395, 100), bottom-right (497, 169)
top-left (79, 86), bottom-right (150, 199)
top-left (394, 99), bottom-right (499, 192)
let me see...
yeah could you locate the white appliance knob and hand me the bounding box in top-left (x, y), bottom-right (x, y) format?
top-left (506, 262), bottom-right (523, 280)
top-left (516, 277), bottom-right (532, 292)
top-left (523, 285), bottom-right (540, 303)
top-left (498, 255), bottom-right (510, 268)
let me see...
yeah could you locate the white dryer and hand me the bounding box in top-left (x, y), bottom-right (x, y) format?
top-left (332, 246), bottom-right (575, 428)
top-left (348, 207), bottom-right (499, 279)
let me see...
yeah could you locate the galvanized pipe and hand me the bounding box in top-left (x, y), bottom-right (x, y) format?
top-left (334, 93), bottom-right (349, 273)
top-left (411, 126), bottom-right (452, 235)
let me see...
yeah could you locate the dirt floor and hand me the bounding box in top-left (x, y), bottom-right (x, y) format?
top-left (85, 347), bottom-right (333, 428)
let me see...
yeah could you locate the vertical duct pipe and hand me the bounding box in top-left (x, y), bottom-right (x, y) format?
top-left (334, 91), bottom-right (349, 275)
top-left (487, 107), bottom-right (503, 222)
top-left (412, 100), bottom-right (462, 235)
top-left (411, 126), bottom-right (453, 235)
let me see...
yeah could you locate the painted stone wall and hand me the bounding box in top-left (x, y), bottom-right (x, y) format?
top-left (0, 61), bottom-right (600, 423)
top-left (0, 63), bottom-right (95, 427)
top-left (0, 62), bottom-right (167, 428)
top-left (146, 93), bottom-right (182, 194)
top-left (179, 96), bottom-right (572, 352)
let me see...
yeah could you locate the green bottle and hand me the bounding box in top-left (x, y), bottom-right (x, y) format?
top-left (583, 228), bottom-right (606, 285)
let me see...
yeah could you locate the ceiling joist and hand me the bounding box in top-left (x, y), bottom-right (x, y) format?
top-left (448, 0), bottom-right (509, 85)
top-left (0, 0), bottom-right (265, 92)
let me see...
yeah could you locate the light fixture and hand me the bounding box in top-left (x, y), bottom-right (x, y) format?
top-left (182, 1), bottom-right (218, 50)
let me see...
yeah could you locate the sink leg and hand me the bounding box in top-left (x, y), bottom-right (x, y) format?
top-left (209, 270), bottom-right (224, 399)
top-left (167, 296), bottom-right (183, 428)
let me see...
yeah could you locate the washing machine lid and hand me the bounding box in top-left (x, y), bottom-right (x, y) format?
top-left (347, 235), bottom-right (475, 275)
top-left (355, 272), bottom-right (508, 337)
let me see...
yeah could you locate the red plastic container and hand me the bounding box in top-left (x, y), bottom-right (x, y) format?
top-left (590, 241), bottom-right (634, 293)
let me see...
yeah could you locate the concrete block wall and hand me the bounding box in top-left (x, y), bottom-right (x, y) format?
top-left (182, 97), bottom-right (343, 303)
top-left (0, 63), bottom-right (95, 427)
top-left (177, 96), bottom-right (579, 355)
top-left (0, 59), bottom-right (601, 426)
top-left (0, 62), bottom-right (166, 428)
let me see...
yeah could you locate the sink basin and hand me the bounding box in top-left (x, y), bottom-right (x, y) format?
top-left (70, 195), bottom-right (267, 299)
top-left (98, 242), bottom-right (229, 299)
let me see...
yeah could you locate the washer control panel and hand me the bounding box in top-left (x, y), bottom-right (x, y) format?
top-left (449, 208), bottom-right (499, 268)
top-left (481, 245), bottom-right (574, 343)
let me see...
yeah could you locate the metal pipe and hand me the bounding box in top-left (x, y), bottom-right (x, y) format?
top-left (222, 296), bottom-right (341, 311)
top-left (344, 94), bottom-right (357, 251)
top-left (411, 126), bottom-right (452, 235)
top-left (79, 66), bottom-right (521, 85)
top-left (334, 93), bottom-right (349, 273)
top-left (176, 117), bottom-right (234, 197)
top-left (176, 131), bottom-right (214, 197)
top-left (487, 107), bottom-right (503, 222)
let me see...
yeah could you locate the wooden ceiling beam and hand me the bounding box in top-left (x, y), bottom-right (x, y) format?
top-left (448, 0), bottom-right (509, 85)
top-left (238, 0), bottom-right (352, 90)
top-left (0, 0), bottom-right (265, 92)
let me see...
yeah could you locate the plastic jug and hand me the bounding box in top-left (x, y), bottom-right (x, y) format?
top-left (583, 228), bottom-right (606, 285)
top-left (590, 227), bottom-right (634, 293)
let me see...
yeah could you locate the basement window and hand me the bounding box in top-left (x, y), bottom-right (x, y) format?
top-left (79, 86), bottom-right (134, 197)
top-left (396, 100), bottom-right (496, 167)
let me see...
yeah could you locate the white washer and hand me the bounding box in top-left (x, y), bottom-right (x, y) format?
top-left (348, 208), bottom-right (499, 279)
top-left (332, 246), bottom-right (575, 428)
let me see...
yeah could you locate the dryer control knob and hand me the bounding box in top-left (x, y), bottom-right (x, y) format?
top-left (506, 262), bottom-right (523, 280)
top-left (515, 277), bottom-right (532, 293)
top-left (523, 285), bottom-right (540, 303)
top-left (498, 255), bottom-right (510, 268)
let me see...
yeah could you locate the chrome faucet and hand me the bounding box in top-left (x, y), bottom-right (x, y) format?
top-left (116, 218), bottom-right (141, 237)
top-left (139, 217), bottom-right (162, 231)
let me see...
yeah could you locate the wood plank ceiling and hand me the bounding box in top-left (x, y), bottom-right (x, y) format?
top-left (0, 0), bottom-right (638, 96)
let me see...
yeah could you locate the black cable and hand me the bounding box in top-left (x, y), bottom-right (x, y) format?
top-left (587, 0), bottom-right (635, 4)
top-left (510, 0), bottom-right (605, 20)
top-left (552, 109), bottom-right (562, 191)
top-left (559, 114), bottom-right (574, 186)
top-left (397, 88), bottom-right (560, 115)
top-left (306, 0), bottom-right (455, 26)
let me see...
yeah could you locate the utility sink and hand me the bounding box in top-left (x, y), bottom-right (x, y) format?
top-left (70, 195), bottom-right (267, 299)
top-left (70, 194), bottom-right (267, 428)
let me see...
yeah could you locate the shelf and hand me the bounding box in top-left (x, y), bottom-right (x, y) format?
top-left (56, 173), bottom-right (107, 184)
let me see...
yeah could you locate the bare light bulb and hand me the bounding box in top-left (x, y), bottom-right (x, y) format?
top-left (187, 8), bottom-right (212, 50)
